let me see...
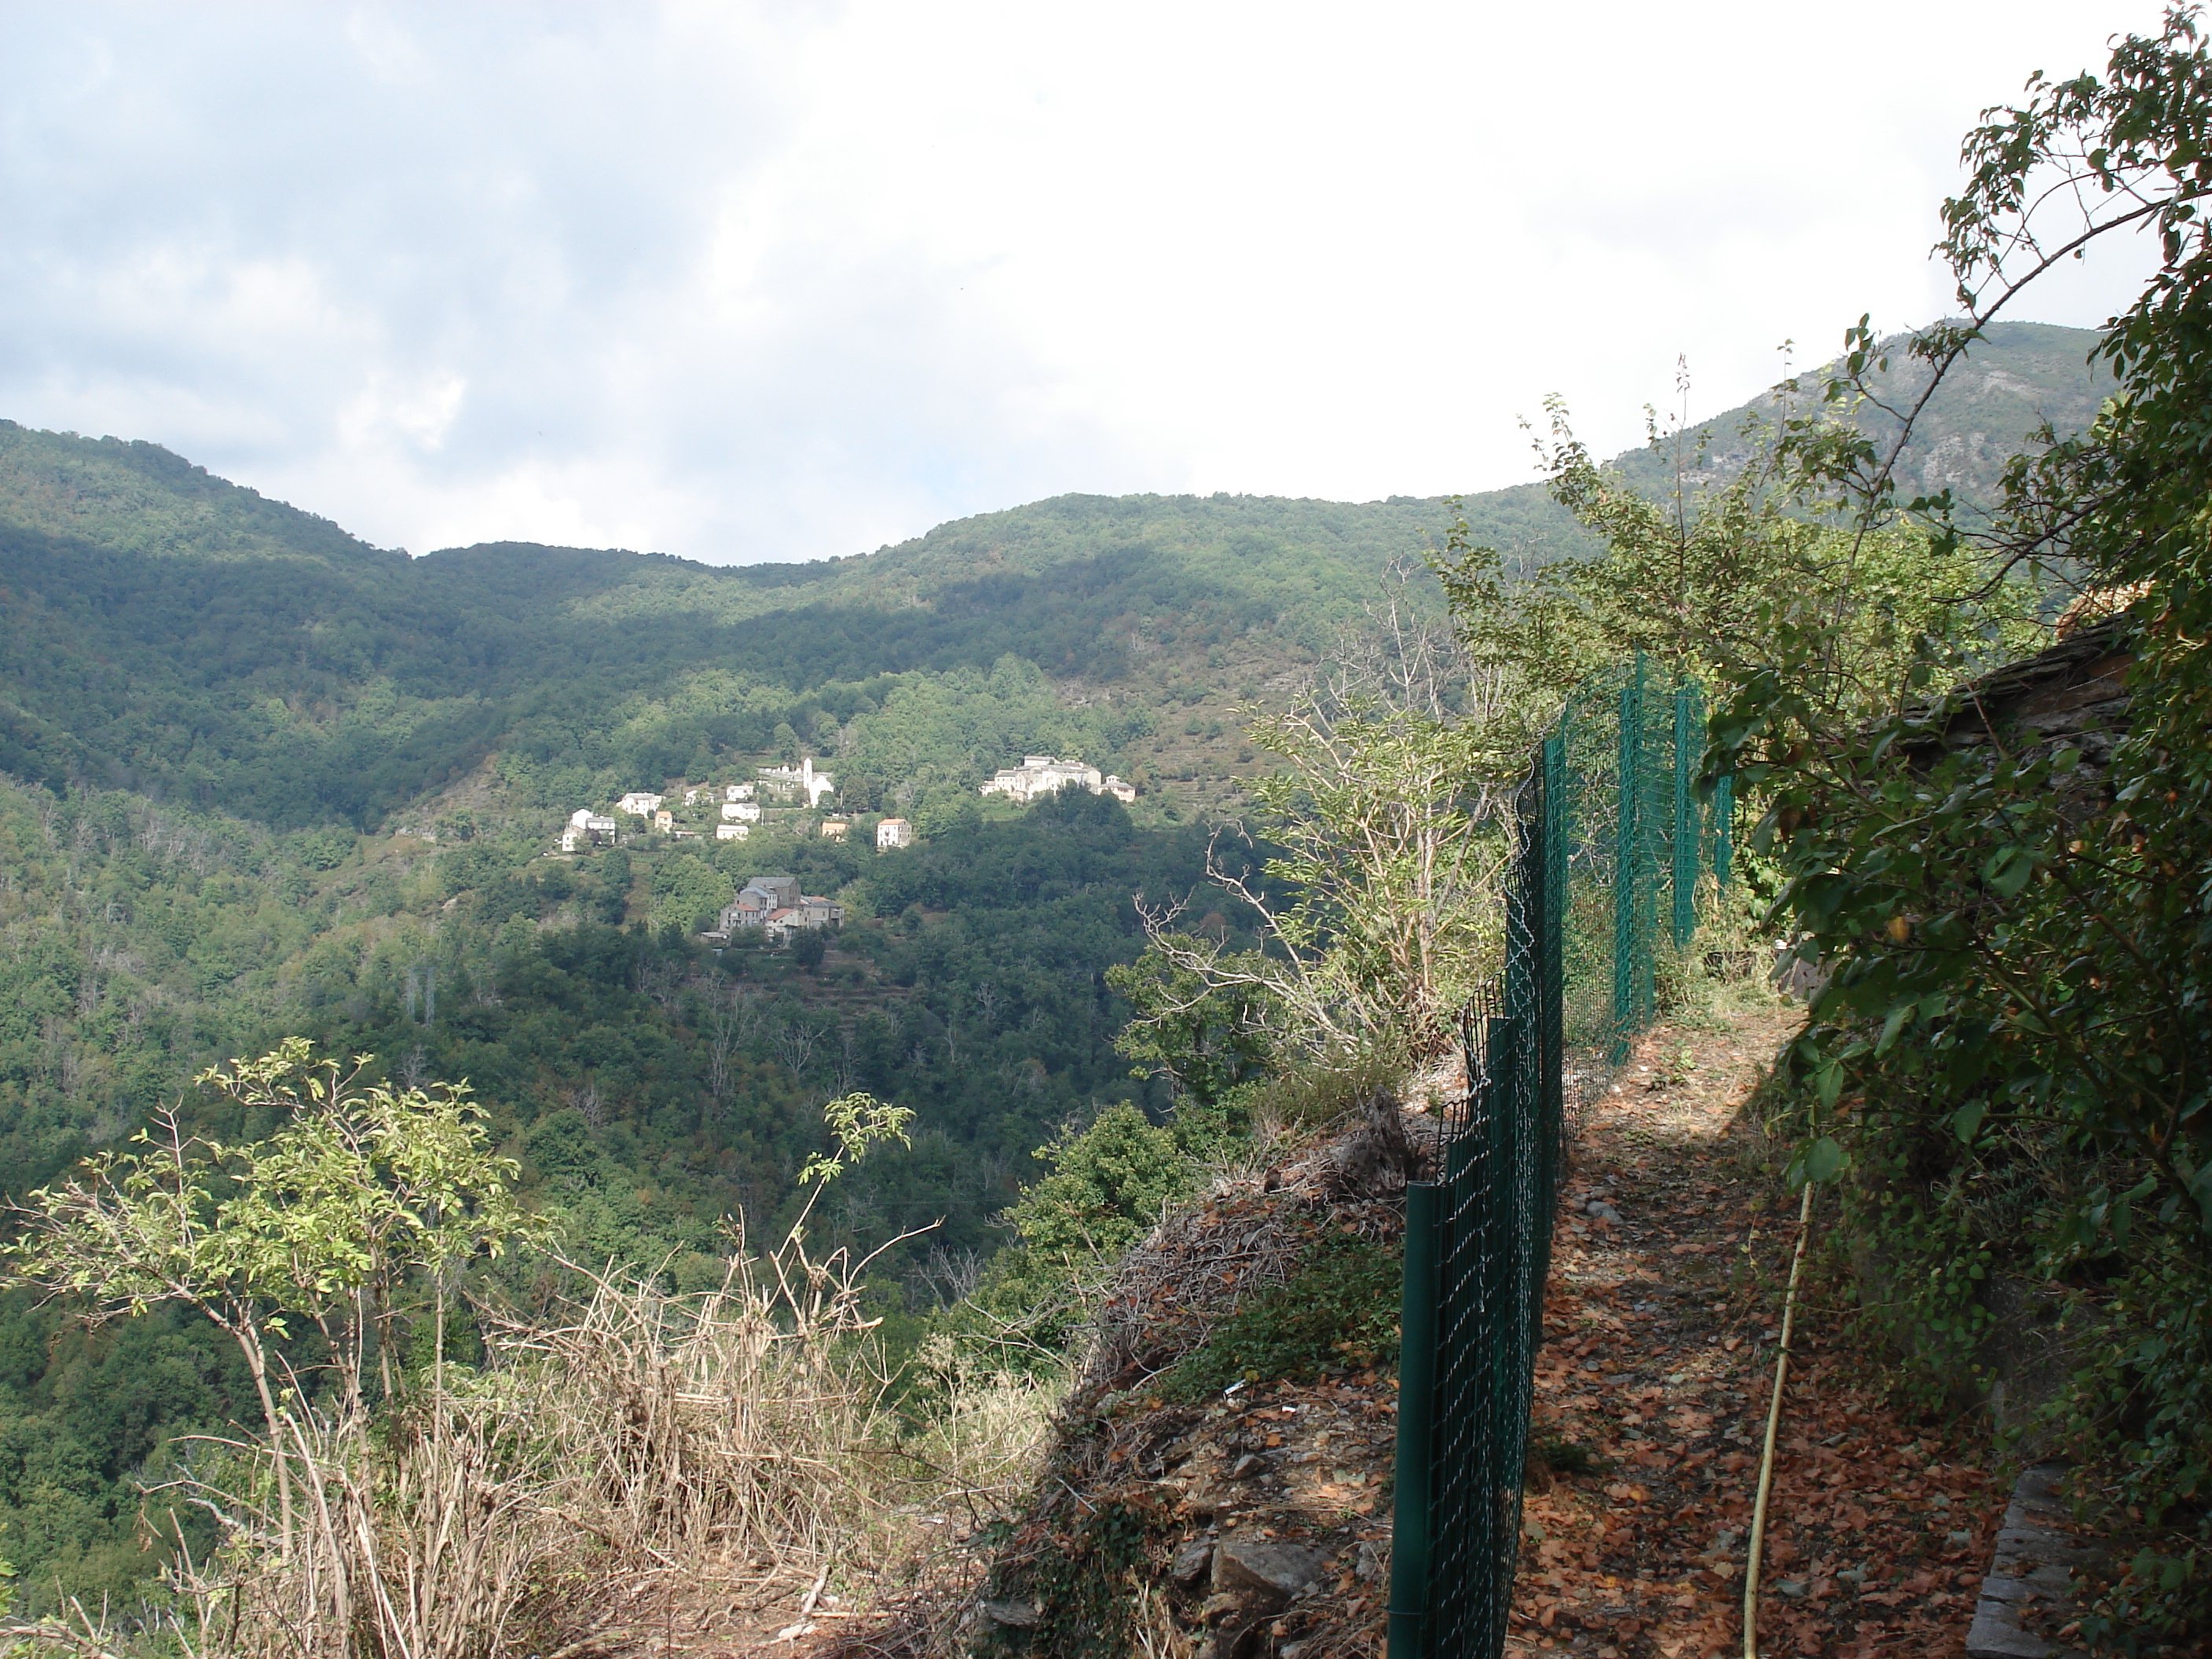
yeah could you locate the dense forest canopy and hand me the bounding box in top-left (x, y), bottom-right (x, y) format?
top-left (0, 318), bottom-right (2111, 1604)
top-left (0, 328), bottom-right (2097, 833)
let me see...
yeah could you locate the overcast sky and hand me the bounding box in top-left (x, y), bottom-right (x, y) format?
top-left (0, 2), bottom-right (2163, 566)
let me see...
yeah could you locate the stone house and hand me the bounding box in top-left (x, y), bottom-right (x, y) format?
top-left (718, 875), bottom-right (843, 943)
top-left (877, 817), bottom-right (913, 849)
top-left (617, 792), bottom-right (665, 816)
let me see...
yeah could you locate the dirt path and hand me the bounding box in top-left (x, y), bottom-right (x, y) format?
top-left (1509, 1008), bottom-right (2006, 1659)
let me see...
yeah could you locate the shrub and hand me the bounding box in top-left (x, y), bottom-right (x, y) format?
top-left (1158, 1227), bottom-right (1401, 1401)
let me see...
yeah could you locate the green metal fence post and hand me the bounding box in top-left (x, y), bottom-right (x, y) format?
top-left (1389, 1181), bottom-right (1441, 1659)
top-left (1672, 681), bottom-right (1697, 951)
top-left (1539, 735), bottom-right (1566, 1181)
top-left (1484, 1010), bottom-right (1530, 1656)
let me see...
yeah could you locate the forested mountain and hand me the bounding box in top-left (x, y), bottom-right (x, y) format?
top-left (0, 318), bottom-right (2109, 1600)
top-left (0, 427), bottom-right (1491, 830)
top-left (0, 323), bottom-right (2103, 837)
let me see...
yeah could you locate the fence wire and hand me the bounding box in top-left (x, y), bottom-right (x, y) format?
top-left (1390, 655), bottom-right (1730, 1659)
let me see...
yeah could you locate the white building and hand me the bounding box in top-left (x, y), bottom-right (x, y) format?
top-left (1104, 775), bottom-right (1137, 803)
top-left (726, 783), bottom-right (755, 802)
top-left (722, 800), bottom-right (763, 822)
top-left (654, 809), bottom-right (675, 831)
top-left (716, 822), bottom-right (750, 841)
top-left (876, 817), bottom-right (913, 850)
top-left (559, 810), bottom-right (618, 853)
top-left (756, 756), bottom-right (837, 808)
top-left (616, 792), bottom-right (665, 816)
top-left (980, 756), bottom-right (1103, 804)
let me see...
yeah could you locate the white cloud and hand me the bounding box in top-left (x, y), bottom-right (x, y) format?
top-left (0, 0), bottom-right (2166, 563)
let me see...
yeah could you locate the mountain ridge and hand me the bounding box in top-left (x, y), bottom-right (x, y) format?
top-left (0, 321), bottom-right (2108, 830)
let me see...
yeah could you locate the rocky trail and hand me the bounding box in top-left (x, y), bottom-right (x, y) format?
top-left (1513, 1009), bottom-right (2007, 1657)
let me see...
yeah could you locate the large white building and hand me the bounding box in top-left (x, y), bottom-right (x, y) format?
top-left (558, 809), bottom-right (619, 853)
top-left (616, 791), bottom-right (665, 816)
top-left (876, 817), bottom-right (913, 849)
top-left (979, 756), bottom-right (1137, 806)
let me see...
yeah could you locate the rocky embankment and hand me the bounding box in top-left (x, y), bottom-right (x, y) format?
top-left (809, 1002), bottom-right (2015, 1659)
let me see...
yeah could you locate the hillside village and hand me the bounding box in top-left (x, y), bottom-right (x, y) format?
top-left (546, 753), bottom-right (1136, 941)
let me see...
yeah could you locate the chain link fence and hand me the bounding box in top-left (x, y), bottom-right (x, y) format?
top-left (1390, 655), bottom-right (1732, 1659)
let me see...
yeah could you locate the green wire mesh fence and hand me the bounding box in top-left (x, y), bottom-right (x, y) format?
top-left (1390, 655), bottom-right (1732, 1659)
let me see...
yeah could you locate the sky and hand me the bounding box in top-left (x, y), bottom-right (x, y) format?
top-left (0, 2), bottom-right (2166, 566)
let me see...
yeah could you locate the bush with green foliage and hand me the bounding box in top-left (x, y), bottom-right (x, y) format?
top-left (1698, 15), bottom-right (2212, 1640)
top-left (1157, 1227), bottom-right (1402, 1401)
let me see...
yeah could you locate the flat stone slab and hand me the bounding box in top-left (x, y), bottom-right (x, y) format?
top-left (1213, 1539), bottom-right (1326, 1603)
top-left (1965, 1463), bottom-right (2101, 1659)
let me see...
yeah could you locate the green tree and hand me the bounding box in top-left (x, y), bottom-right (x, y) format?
top-left (1106, 947), bottom-right (1273, 1105)
top-left (1435, 384), bottom-right (2038, 713)
top-left (1697, 13), bottom-right (2212, 1637)
top-left (5, 1039), bottom-right (545, 1556)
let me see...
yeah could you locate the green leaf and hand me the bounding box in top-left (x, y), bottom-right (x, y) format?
top-left (1815, 1060), bottom-right (1844, 1112)
top-left (1983, 847), bottom-right (2037, 899)
top-left (1951, 1101), bottom-right (1986, 1144)
top-left (1800, 1137), bottom-right (1847, 1185)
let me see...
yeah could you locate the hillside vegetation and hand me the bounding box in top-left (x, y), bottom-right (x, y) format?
top-left (0, 317), bottom-right (2115, 1624)
top-left (0, 322), bottom-right (2100, 837)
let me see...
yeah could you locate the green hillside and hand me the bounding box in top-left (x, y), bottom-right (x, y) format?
top-left (0, 320), bottom-right (2115, 1604)
top-left (0, 426), bottom-right (1505, 827)
top-left (1, 324), bottom-right (2107, 838)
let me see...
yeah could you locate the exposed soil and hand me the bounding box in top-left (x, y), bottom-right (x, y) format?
top-left (1512, 1008), bottom-right (2008, 1658)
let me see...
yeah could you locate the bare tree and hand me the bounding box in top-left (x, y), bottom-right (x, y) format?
top-left (907, 1246), bottom-right (987, 1312)
top-left (1129, 563), bottom-right (1544, 1062)
top-left (830, 1027), bottom-right (864, 1096)
top-left (698, 980), bottom-right (760, 1115)
top-left (632, 954), bottom-right (683, 1013)
top-left (972, 981), bottom-right (1005, 1029)
top-left (569, 1078), bottom-right (606, 1127)
top-left (1324, 555), bottom-right (1481, 722)
top-left (772, 1020), bottom-right (822, 1082)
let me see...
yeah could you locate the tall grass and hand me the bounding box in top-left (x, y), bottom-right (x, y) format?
top-left (5, 1228), bottom-right (1060, 1659)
